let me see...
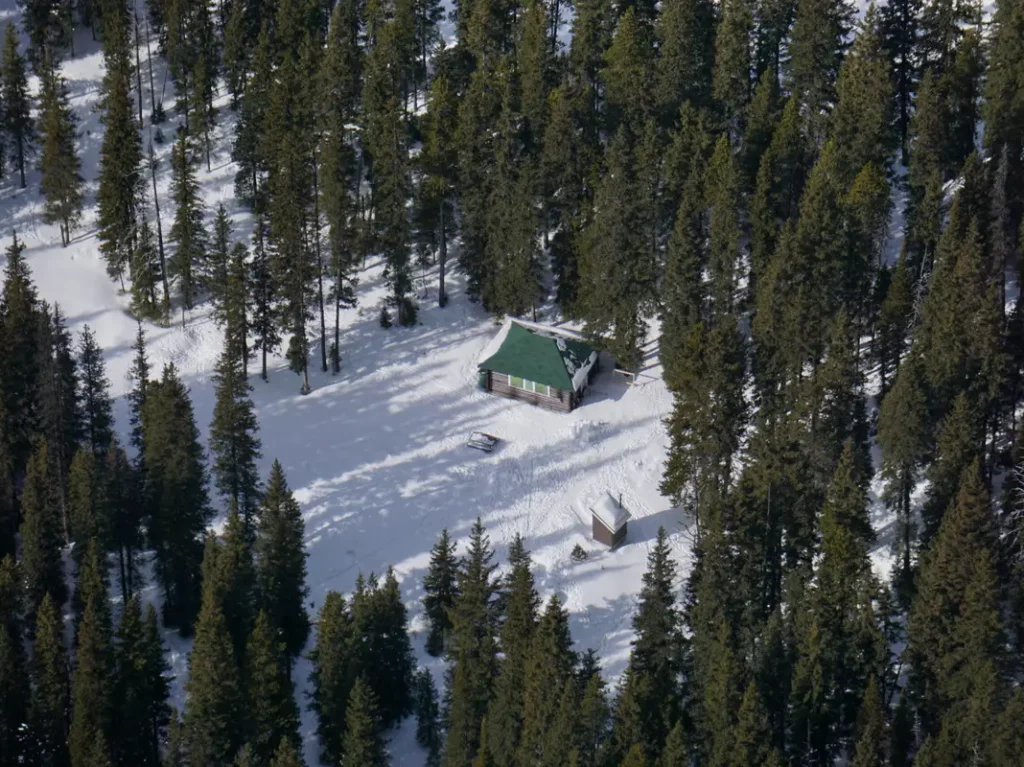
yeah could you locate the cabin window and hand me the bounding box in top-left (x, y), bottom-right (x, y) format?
top-left (510, 375), bottom-right (525, 389)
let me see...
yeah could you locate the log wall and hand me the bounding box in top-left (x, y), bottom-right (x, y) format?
top-left (486, 372), bottom-right (574, 413)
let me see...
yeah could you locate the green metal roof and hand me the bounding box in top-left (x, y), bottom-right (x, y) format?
top-left (478, 322), bottom-right (595, 392)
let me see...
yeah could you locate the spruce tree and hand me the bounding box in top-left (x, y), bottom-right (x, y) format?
top-left (0, 420), bottom-right (12, 560)
top-left (78, 325), bottom-right (114, 458)
top-left (184, 570), bottom-right (245, 765)
top-left (851, 677), bottom-right (886, 767)
top-left (920, 393), bottom-right (979, 546)
top-left (880, 0), bottom-right (920, 161)
top-left (72, 538), bottom-right (110, 638)
top-left (712, 0), bottom-right (753, 137)
top-left (244, 610), bottom-right (302, 764)
top-left (126, 322), bottom-right (149, 457)
top-left (577, 128), bottom-right (657, 370)
top-left (249, 217), bottom-right (279, 382)
top-left (209, 204), bottom-right (233, 307)
top-left (0, 622), bottom-right (27, 764)
top-left (219, 242), bottom-right (252, 376)
top-left (2, 25), bottom-right (33, 188)
top-left (114, 596), bottom-right (170, 767)
top-left (308, 591), bottom-right (355, 766)
top-left (28, 594), bottom-right (69, 767)
top-left (168, 128), bottom-right (208, 312)
top-left (69, 597), bottom-right (114, 767)
top-left (655, 0), bottom-right (715, 118)
top-left (787, 0), bottom-right (855, 142)
top-left (444, 518), bottom-right (499, 767)
top-left (105, 445), bottom-right (143, 602)
top-left (342, 678), bottom-right (388, 767)
top-left (39, 64), bottom-right (84, 246)
top-left (209, 338), bottom-right (262, 527)
top-left (268, 740), bottom-right (303, 767)
top-left (984, 0), bottom-right (1024, 202)
top-left (232, 24), bottom-right (272, 208)
top-left (875, 256), bottom-right (912, 396)
top-left (0, 232), bottom-right (41, 473)
top-left (422, 527), bottom-right (459, 656)
top-left (142, 363), bottom-right (212, 634)
top-left (414, 669), bottom-right (441, 763)
top-left (255, 460), bottom-right (309, 658)
top-left (96, 54), bottom-right (142, 288)
top-left (131, 211), bottom-right (163, 320)
top-left (21, 441), bottom-right (67, 622)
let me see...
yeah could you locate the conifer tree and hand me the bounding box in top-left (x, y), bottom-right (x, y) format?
top-left (0, 421), bottom-right (12, 560)
top-left (342, 678), bottom-right (388, 767)
top-left (106, 444), bottom-right (143, 602)
top-left (168, 128), bottom-right (208, 312)
top-left (244, 610), bottom-right (302, 764)
top-left (233, 24), bottom-right (272, 208)
top-left (712, 0), bottom-right (753, 137)
top-left (577, 128), bottom-right (656, 370)
top-left (28, 594), bottom-right (69, 767)
top-left (444, 518), bottom-right (499, 767)
top-left (131, 211), bottom-right (163, 320)
top-left (114, 596), bottom-right (170, 767)
top-left (209, 338), bottom-right (262, 526)
top-left (415, 72), bottom-right (457, 309)
top-left (96, 55), bottom-right (142, 288)
top-left (880, 0), bottom-right (920, 161)
top-left (830, 5), bottom-right (895, 178)
top-left (143, 363), bottom-right (212, 634)
top-left (268, 739), bottom-right (303, 767)
top-left (0, 232), bottom-right (41, 472)
top-left (39, 65), bottom-right (84, 246)
top-left (209, 204), bottom-right (233, 307)
top-left (984, 0), bottom-right (1024, 200)
top-left (2, 25), bottom-right (33, 188)
top-left (127, 322), bottom-right (149, 456)
top-left (78, 325), bottom-right (114, 457)
top-left (0, 622), bottom-right (26, 764)
top-left (308, 591), bottom-right (355, 766)
top-left (741, 70), bottom-right (780, 186)
top-left (601, 9), bottom-right (653, 134)
top-left (875, 256), bottom-right (912, 396)
top-left (69, 596), bottom-right (114, 767)
top-left (20, 441), bottom-right (67, 621)
top-left (851, 676), bottom-right (886, 767)
top-left (877, 354), bottom-right (928, 589)
top-left (920, 393), bottom-right (979, 546)
top-left (249, 217), bottom-right (279, 382)
top-left (207, 505), bottom-right (257, 662)
top-left (415, 669), bottom-right (441, 764)
top-left (655, 0), bottom-right (715, 118)
top-left (255, 460), bottom-right (309, 659)
top-left (907, 461), bottom-right (1003, 739)
top-left (184, 569), bottom-right (245, 765)
top-left (222, 0), bottom-right (249, 107)
top-left (72, 538), bottom-right (110, 637)
top-left (423, 528), bottom-right (459, 656)
top-left (787, 0), bottom-right (855, 142)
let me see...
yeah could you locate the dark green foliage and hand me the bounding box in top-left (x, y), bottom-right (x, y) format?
top-left (72, 538), bottom-right (111, 638)
top-left (184, 572), bottom-right (246, 766)
top-left (69, 596), bottom-right (114, 767)
top-left (244, 610), bottom-right (302, 764)
top-left (0, 232), bottom-right (41, 473)
top-left (655, 0), bottom-right (715, 118)
top-left (96, 48), bottom-right (142, 287)
top-left (577, 128), bottom-right (657, 370)
top-left (787, 0), bottom-right (854, 141)
top-left (0, 622), bottom-right (27, 764)
top-left (68, 448), bottom-right (106, 565)
top-left (880, 0), bottom-right (920, 159)
top-left (414, 669), bottom-right (441, 763)
top-left (143, 364), bottom-right (212, 634)
top-left (114, 597), bottom-right (171, 767)
top-left (39, 65), bottom-right (84, 246)
top-left (308, 591), bottom-right (355, 766)
top-left (851, 676), bottom-right (886, 767)
top-left (233, 25), bottom-right (272, 208)
top-left (342, 678), bottom-right (388, 767)
top-left (255, 460), bottom-right (309, 658)
top-left (105, 445), bottom-right (143, 603)
top-left (78, 325), bottom-right (114, 458)
top-left (168, 128), bottom-right (208, 311)
top-left (268, 739), bottom-right (304, 767)
top-left (28, 593), bottom-right (69, 767)
top-left (423, 528), bottom-right (459, 656)
top-left (444, 518), bottom-right (499, 767)
top-left (210, 340), bottom-right (262, 527)
top-left (2, 26), bottom-right (33, 188)
top-left (921, 394), bottom-right (979, 546)
top-left (21, 441), bottom-right (67, 622)
top-left (250, 218), bottom-right (280, 382)
top-left (204, 507), bottom-right (257, 663)
top-left (712, 0), bottom-right (753, 136)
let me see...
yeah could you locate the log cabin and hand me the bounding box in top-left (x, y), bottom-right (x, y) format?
top-left (477, 320), bottom-right (599, 413)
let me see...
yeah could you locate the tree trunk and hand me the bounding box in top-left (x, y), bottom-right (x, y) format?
top-left (145, 19), bottom-right (158, 115)
top-left (17, 138), bottom-right (25, 188)
top-left (438, 199), bottom-right (447, 307)
top-left (134, 10), bottom-right (145, 125)
top-left (333, 254), bottom-right (342, 374)
top-left (150, 145), bottom-right (170, 321)
top-left (313, 159), bottom-right (328, 372)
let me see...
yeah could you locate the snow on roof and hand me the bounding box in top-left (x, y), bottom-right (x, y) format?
top-left (477, 319), bottom-right (514, 366)
top-left (591, 491), bottom-right (631, 533)
top-left (478, 320), bottom-right (599, 393)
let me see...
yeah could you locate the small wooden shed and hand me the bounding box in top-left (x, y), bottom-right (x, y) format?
top-left (591, 491), bottom-right (631, 548)
top-left (477, 320), bottom-right (599, 413)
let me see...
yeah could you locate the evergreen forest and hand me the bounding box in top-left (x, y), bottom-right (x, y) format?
top-left (0, 0), bottom-right (1023, 763)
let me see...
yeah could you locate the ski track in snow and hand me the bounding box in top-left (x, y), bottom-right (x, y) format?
top-left (0, 10), bottom-right (690, 763)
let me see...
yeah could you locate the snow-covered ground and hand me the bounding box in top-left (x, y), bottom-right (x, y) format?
top-left (0, 11), bottom-right (688, 763)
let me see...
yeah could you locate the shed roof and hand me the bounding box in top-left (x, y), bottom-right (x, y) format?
top-left (478, 321), bottom-right (597, 392)
top-left (591, 491), bottom-right (631, 533)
